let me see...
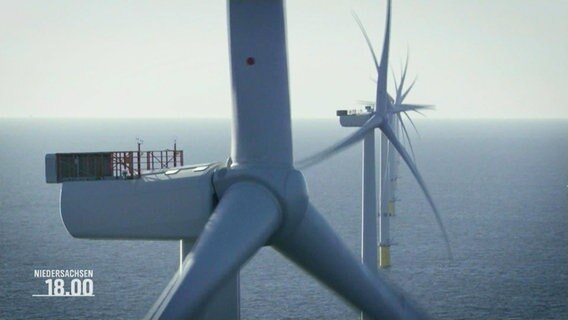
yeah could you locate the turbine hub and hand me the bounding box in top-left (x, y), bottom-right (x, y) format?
top-left (213, 166), bottom-right (309, 243)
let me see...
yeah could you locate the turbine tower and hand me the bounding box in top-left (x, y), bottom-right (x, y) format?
top-left (379, 56), bottom-right (432, 268)
top-left (383, 57), bottom-right (435, 269)
top-left (46, 1), bottom-right (428, 319)
top-left (335, 60), bottom-right (432, 270)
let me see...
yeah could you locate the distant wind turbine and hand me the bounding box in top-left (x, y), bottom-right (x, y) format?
top-left (297, 1), bottom-right (452, 265)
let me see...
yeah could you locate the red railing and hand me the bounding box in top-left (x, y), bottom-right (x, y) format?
top-left (112, 149), bottom-right (184, 178)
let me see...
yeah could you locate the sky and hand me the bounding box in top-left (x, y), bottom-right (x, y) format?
top-left (0, 0), bottom-right (567, 119)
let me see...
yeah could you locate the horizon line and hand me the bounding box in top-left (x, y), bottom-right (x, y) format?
top-left (1, 116), bottom-right (567, 121)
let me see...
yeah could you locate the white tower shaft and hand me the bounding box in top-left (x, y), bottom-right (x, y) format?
top-left (379, 120), bottom-right (391, 268)
top-left (362, 132), bottom-right (378, 271)
top-left (388, 115), bottom-right (399, 216)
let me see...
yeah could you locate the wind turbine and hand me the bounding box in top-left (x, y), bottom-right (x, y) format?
top-left (334, 55), bottom-right (433, 271)
top-left (342, 55), bottom-right (432, 270)
top-left (297, 0), bottom-right (452, 273)
top-left (46, 0), bottom-right (427, 319)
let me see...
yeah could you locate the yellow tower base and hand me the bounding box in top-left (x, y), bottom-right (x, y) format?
top-left (378, 245), bottom-right (391, 268)
top-left (387, 201), bottom-right (395, 216)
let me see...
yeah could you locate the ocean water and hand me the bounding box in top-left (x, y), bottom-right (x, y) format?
top-left (0, 118), bottom-right (567, 319)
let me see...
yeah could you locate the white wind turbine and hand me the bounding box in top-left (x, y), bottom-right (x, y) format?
top-left (344, 11), bottom-right (434, 270)
top-left (297, 0), bottom-right (452, 271)
top-left (47, 0), bottom-right (430, 319)
top-left (345, 53), bottom-right (433, 270)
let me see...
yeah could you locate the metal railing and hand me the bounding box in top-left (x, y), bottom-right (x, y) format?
top-left (51, 146), bottom-right (184, 182)
top-left (112, 149), bottom-right (184, 178)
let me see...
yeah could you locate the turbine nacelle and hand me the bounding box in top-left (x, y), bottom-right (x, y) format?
top-left (57, 163), bottom-right (221, 240)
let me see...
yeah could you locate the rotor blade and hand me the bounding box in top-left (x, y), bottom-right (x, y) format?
top-left (396, 103), bottom-right (434, 113)
top-left (388, 93), bottom-right (395, 105)
top-left (273, 203), bottom-right (427, 319)
top-left (403, 111), bottom-right (421, 137)
top-left (397, 113), bottom-right (417, 162)
top-left (397, 53), bottom-right (410, 101)
top-left (296, 116), bottom-right (382, 169)
top-left (392, 69), bottom-right (399, 102)
top-left (376, 0), bottom-right (392, 117)
top-left (379, 123), bottom-right (453, 259)
top-left (413, 109), bottom-right (427, 117)
top-left (400, 76), bottom-right (417, 103)
top-left (147, 182), bottom-right (282, 319)
top-left (352, 11), bottom-right (380, 72)
top-left (392, 104), bottom-right (433, 115)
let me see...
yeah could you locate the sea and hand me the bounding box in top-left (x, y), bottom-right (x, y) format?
top-left (0, 118), bottom-right (566, 319)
